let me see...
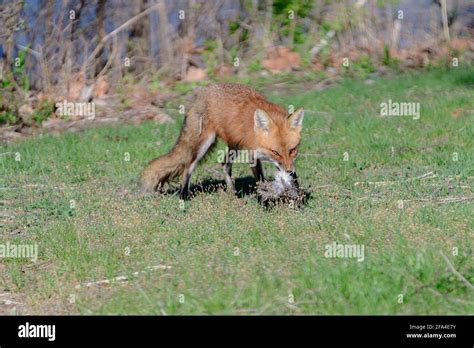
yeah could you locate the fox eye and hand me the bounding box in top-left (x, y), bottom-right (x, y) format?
top-left (270, 149), bottom-right (280, 157)
top-left (289, 147), bottom-right (297, 155)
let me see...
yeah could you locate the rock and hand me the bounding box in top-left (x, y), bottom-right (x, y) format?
top-left (18, 104), bottom-right (34, 125)
top-left (93, 76), bottom-right (109, 98)
top-left (185, 67), bottom-right (207, 81)
top-left (214, 65), bottom-right (233, 77)
top-left (68, 72), bottom-right (86, 101)
top-left (262, 46), bottom-right (300, 73)
top-left (450, 38), bottom-right (470, 52)
top-left (18, 104), bottom-right (33, 118)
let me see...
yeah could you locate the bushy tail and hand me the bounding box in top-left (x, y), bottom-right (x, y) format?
top-left (140, 106), bottom-right (203, 192)
top-left (140, 151), bottom-right (188, 193)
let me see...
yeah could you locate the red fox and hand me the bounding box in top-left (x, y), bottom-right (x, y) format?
top-left (140, 83), bottom-right (304, 199)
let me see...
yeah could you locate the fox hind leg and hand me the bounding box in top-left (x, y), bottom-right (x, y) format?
top-left (222, 147), bottom-right (236, 193)
top-left (180, 133), bottom-right (216, 200)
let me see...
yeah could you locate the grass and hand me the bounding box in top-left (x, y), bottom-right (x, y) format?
top-left (1, 67), bottom-right (473, 315)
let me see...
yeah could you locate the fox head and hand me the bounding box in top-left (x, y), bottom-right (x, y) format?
top-left (254, 107), bottom-right (304, 174)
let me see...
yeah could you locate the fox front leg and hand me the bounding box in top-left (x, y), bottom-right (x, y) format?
top-left (251, 159), bottom-right (264, 182)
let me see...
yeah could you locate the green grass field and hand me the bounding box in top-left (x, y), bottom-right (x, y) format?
top-left (1, 68), bottom-right (473, 314)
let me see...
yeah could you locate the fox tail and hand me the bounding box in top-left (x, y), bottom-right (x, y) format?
top-left (140, 107), bottom-right (203, 192)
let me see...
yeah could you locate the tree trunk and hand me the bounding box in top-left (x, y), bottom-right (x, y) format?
top-left (95, 0), bottom-right (107, 76)
top-left (157, 0), bottom-right (173, 68)
top-left (440, 0), bottom-right (450, 41)
top-left (263, 0), bottom-right (273, 48)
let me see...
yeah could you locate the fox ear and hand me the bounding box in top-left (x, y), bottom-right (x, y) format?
top-left (288, 107), bottom-right (304, 128)
top-left (254, 109), bottom-right (272, 131)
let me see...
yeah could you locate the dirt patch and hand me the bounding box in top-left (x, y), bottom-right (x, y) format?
top-left (0, 288), bottom-right (28, 315)
top-left (0, 99), bottom-right (174, 143)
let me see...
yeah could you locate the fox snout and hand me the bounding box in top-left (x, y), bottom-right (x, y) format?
top-left (282, 159), bottom-right (295, 174)
top-left (273, 157), bottom-right (295, 174)
top-left (271, 162), bottom-right (298, 181)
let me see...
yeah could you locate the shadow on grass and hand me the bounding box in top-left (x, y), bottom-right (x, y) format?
top-left (192, 176), bottom-right (312, 209)
top-left (190, 176), bottom-right (258, 198)
top-left (150, 175), bottom-right (312, 208)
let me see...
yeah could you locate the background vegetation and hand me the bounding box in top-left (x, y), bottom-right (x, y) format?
top-left (0, 0), bottom-right (473, 314)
